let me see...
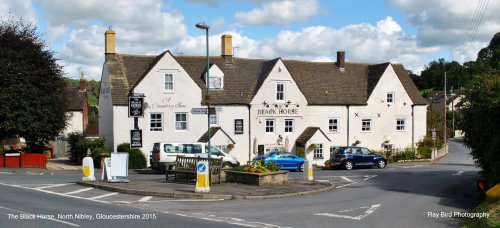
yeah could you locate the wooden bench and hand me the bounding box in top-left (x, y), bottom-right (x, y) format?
top-left (166, 155), bottom-right (222, 184)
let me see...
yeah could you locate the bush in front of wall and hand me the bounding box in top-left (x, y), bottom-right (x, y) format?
top-left (116, 143), bottom-right (146, 169)
top-left (296, 147), bottom-right (305, 158)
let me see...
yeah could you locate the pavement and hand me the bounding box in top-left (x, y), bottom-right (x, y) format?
top-left (27, 158), bottom-right (337, 200)
top-left (6, 157), bottom-right (439, 200)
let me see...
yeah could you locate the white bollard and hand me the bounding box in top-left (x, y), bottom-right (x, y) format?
top-left (82, 157), bottom-right (96, 182)
top-left (303, 160), bottom-right (313, 181)
top-left (195, 160), bottom-right (210, 193)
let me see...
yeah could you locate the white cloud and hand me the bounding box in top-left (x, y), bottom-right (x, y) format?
top-left (235, 0), bottom-right (320, 25)
top-left (0, 0), bottom-right (37, 24)
top-left (391, 0), bottom-right (500, 63)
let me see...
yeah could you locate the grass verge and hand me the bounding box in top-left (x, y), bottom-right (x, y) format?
top-left (463, 201), bottom-right (500, 228)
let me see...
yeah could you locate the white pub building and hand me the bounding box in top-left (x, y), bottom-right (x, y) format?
top-left (99, 28), bottom-right (428, 166)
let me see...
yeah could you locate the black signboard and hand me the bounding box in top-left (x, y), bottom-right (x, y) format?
top-left (234, 119), bottom-right (244, 134)
top-left (258, 145), bottom-right (265, 156)
top-left (130, 129), bottom-right (142, 148)
top-left (128, 97), bottom-right (144, 117)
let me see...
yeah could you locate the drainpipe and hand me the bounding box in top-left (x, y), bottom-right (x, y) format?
top-left (248, 104), bottom-right (251, 162)
top-left (346, 105), bottom-right (350, 146)
top-left (412, 105), bottom-right (415, 156)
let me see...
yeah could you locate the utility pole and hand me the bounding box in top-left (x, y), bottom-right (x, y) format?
top-left (444, 72), bottom-right (447, 153)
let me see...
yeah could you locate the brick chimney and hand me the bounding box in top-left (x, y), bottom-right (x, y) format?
top-left (104, 27), bottom-right (116, 61)
top-left (221, 34), bottom-right (233, 65)
top-left (336, 51), bottom-right (345, 69)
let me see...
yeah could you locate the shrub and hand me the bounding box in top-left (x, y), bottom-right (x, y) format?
top-left (67, 132), bottom-right (109, 166)
top-left (117, 142), bottom-right (146, 169)
top-left (117, 143), bottom-right (130, 152)
top-left (128, 148), bottom-right (147, 169)
top-left (296, 147), bottom-right (305, 158)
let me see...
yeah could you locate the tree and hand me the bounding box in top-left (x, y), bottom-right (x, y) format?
top-left (0, 17), bottom-right (67, 152)
top-left (458, 70), bottom-right (500, 186)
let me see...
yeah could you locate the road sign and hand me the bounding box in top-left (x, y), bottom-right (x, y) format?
top-left (195, 160), bottom-right (210, 193)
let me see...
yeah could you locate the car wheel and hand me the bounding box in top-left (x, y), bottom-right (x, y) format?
top-left (377, 160), bottom-right (386, 169)
top-left (344, 161), bottom-right (353, 170)
top-left (299, 163), bottom-right (304, 172)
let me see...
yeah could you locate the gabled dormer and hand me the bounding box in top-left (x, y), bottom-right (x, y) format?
top-left (203, 64), bottom-right (225, 90)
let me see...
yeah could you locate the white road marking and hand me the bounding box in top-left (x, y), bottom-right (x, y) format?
top-left (64, 187), bottom-right (94, 195)
top-left (0, 172), bottom-right (14, 175)
top-left (26, 172), bottom-right (44, 175)
top-left (89, 192), bottom-right (119, 199)
top-left (341, 176), bottom-right (354, 182)
top-left (138, 196), bottom-right (153, 202)
top-left (336, 182), bottom-right (357, 188)
top-left (314, 204), bottom-right (381, 220)
top-left (363, 175), bottom-right (377, 181)
top-left (0, 205), bottom-right (80, 227)
top-left (453, 171), bottom-right (464, 176)
top-left (34, 183), bottom-right (69, 190)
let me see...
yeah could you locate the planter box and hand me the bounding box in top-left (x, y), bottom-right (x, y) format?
top-left (225, 170), bottom-right (288, 185)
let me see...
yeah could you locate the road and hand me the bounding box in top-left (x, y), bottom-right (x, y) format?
top-left (0, 140), bottom-right (481, 227)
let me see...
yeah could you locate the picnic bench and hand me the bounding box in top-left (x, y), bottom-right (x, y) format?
top-left (166, 155), bottom-right (222, 184)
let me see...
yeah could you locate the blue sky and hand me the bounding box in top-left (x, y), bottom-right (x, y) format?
top-left (1, 0), bottom-right (498, 80)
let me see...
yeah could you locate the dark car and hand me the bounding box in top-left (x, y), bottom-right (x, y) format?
top-left (329, 146), bottom-right (387, 170)
top-left (253, 151), bottom-right (305, 172)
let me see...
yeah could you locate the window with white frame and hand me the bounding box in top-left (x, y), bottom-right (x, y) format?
top-left (150, 113), bottom-right (163, 131)
top-left (209, 112), bottom-right (218, 125)
top-left (276, 82), bottom-right (285, 101)
top-left (164, 74), bottom-right (174, 92)
top-left (314, 144), bottom-right (323, 159)
top-left (387, 92), bottom-right (395, 104)
top-left (362, 119), bottom-right (372, 132)
top-left (284, 119), bottom-right (294, 133)
top-left (328, 118), bottom-right (339, 133)
top-left (396, 119), bottom-right (406, 131)
top-left (175, 113), bottom-right (187, 131)
top-left (209, 77), bottom-right (222, 89)
top-left (265, 119), bottom-right (275, 133)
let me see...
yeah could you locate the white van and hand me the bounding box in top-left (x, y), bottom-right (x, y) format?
top-left (150, 142), bottom-right (240, 171)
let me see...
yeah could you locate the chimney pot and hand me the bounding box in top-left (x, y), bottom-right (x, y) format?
top-left (336, 51), bottom-right (345, 69)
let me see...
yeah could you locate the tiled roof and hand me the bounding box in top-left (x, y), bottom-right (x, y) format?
top-left (103, 52), bottom-right (427, 106)
top-left (64, 87), bottom-right (84, 111)
top-left (295, 127), bottom-right (331, 145)
top-left (175, 56), bottom-right (278, 105)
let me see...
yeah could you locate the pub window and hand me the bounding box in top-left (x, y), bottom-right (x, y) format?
top-left (265, 119), bottom-right (275, 133)
top-left (175, 113), bottom-right (188, 131)
top-left (362, 119), bottom-right (372, 132)
top-left (210, 112), bottom-right (218, 125)
top-left (313, 144), bottom-right (323, 159)
top-left (164, 73), bottom-right (174, 92)
top-left (150, 113), bottom-right (163, 131)
top-left (284, 119), bottom-right (294, 133)
top-left (387, 92), bottom-right (395, 104)
top-left (276, 82), bottom-right (285, 101)
top-left (328, 118), bottom-right (339, 133)
top-left (396, 119), bottom-right (405, 131)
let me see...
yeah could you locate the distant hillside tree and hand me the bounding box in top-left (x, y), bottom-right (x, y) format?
top-left (0, 17), bottom-right (67, 152)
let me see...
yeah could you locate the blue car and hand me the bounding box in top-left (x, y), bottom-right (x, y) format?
top-left (254, 151), bottom-right (305, 172)
top-left (329, 146), bottom-right (387, 170)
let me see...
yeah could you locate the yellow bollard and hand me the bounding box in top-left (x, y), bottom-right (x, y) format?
top-left (195, 160), bottom-right (210, 193)
top-left (82, 157), bottom-right (95, 182)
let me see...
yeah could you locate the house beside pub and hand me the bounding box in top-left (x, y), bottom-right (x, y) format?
top-left (99, 28), bottom-right (428, 166)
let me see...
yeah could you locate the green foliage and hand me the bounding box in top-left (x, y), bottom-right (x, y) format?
top-left (128, 148), bottom-right (147, 169)
top-left (0, 17), bottom-right (67, 151)
top-left (116, 143), bottom-right (147, 169)
top-left (462, 201), bottom-right (500, 228)
top-left (296, 147), bottom-right (305, 158)
top-left (416, 136), bottom-right (433, 159)
top-left (235, 160), bottom-right (280, 173)
top-left (67, 132), bottom-right (109, 167)
top-left (117, 143), bottom-right (130, 152)
top-left (458, 70), bottom-right (500, 186)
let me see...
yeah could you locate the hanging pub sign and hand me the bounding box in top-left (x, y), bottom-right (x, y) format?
top-left (234, 119), bottom-right (244, 134)
top-left (128, 96), bottom-right (144, 117)
top-left (130, 129), bottom-right (142, 148)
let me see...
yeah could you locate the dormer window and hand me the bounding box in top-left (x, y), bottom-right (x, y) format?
top-left (205, 65), bottom-right (224, 90)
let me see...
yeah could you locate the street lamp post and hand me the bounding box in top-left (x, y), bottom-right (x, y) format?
top-left (195, 22), bottom-right (211, 161)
